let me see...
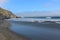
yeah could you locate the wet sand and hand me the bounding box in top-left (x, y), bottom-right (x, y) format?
top-left (0, 20), bottom-right (30, 40)
top-left (8, 21), bottom-right (60, 40)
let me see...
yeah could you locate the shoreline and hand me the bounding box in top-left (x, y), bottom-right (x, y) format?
top-left (0, 20), bottom-right (31, 40)
top-left (12, 21), bottom-right (60, 29)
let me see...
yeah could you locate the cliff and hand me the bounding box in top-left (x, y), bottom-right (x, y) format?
top-left (0, 8), bottom-right (17, 19)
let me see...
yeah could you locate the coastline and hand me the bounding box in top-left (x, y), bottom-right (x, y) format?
top-left (0, 20), bottom-right (31, 40)
top-left (12, 21), bottom-right (60, 29)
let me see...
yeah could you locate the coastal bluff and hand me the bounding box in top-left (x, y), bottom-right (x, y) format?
top-left (0, 8), bottom-right (30, 40)
top-left (0, 8), bottom-right (18, 19)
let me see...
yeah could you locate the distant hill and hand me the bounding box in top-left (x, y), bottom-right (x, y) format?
top-left (0, 8), bottom-right (17, 19)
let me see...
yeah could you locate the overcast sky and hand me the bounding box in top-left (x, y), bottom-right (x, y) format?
top-left (0, 0), bottom-right (60, 16)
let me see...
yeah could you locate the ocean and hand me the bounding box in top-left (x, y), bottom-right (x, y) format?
top-left (8, 18), bottom-right (60, 40)
top-left (8, 18), bottom-right (60, 21)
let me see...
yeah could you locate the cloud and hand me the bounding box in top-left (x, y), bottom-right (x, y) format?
top-left (0, 0), bottom-right (8, 6)
top-left (51, 0), bottom-right (60, 2)
top-left (52, 0), bottom-right (60, 1)
top-left (43, 0), bottom-right (60, 8)
top-left (17, 11), bottom-right (60, 16)
top-left (44, 3), bottom-right (53, 7)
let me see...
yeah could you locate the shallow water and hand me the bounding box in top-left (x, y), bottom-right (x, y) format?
top-left (8, 20), bottom-right (60, 40)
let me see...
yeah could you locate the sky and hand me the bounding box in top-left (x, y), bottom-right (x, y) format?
top-left (0, 0), bottom-right (60, 16)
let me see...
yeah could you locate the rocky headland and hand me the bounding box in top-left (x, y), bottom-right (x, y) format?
top-left (0, 8), bottom-right (30, 40)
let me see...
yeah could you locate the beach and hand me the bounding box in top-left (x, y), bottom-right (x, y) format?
top-left (8, 20), bottom-right (60, 40)
top-left (1, 19), bottom-right (60, 40)
top-left (0, 20), bottom-right (30, 40)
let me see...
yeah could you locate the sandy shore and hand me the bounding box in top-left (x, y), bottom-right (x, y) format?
top-left (0, 20), bottom-right (31, 40)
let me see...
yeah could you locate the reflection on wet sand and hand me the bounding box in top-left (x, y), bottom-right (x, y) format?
top-left (0, 20), bottom-right (30, 40)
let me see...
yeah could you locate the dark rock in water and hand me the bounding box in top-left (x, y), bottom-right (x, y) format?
top-left (41, 21), bottom-right (56, 24)
top-left (16, 16), bottom-right (21, 18)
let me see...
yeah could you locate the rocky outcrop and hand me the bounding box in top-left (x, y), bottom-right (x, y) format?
top-left (0, 8), bottom-right (17, 19)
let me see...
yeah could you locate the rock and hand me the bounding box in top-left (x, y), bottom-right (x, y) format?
top-left (41, 21), bottom-right (56, 24)
top-left (0, 7), bottom-right (17, 19)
